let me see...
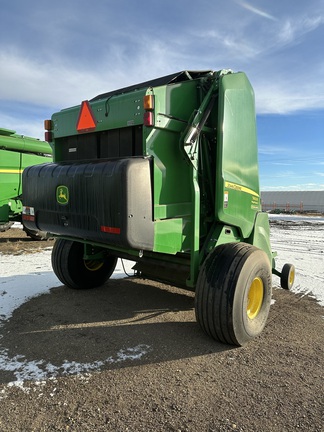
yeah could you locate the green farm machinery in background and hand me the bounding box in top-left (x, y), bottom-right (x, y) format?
top-left (0, 127), bottom-right (52, 238)
top-left (22, 70), bottom-right (295, 345)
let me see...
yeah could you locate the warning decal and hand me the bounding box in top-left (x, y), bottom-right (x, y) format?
top-left (76, 100), bottom-right (97, 133)
top-left (224, 191), bottom-right (229, 208)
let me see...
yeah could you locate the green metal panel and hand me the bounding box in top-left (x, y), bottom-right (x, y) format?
top-left (0, 150), bottom-right (52, 223)
top-left (248, 212), bottom-right (272, 265)
top-left (153, 219), bottom-right (183, 254)
top-left (52, 89), bottom-right (147, 140)
top-left (143, 81), bottom-right (202, 255)
top-left (215, 73), bottom-right (260, 239)
top-left (145, 80), bottom-right (199, 208)
top-left (0, 128), bottom-right (52, 154)
top-left (0, 130), bottom-right (52, 225)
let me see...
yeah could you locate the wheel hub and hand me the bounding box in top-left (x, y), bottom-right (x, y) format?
top-left (247, 277), bottom-right (264, 320)
top-left (289, 267), bottom-right (295, 287)
top-left (84, 260), bottom-right (104, 272)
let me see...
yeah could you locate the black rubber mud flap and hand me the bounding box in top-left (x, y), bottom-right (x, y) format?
top-left (22, 158), bottom-right (154, 250)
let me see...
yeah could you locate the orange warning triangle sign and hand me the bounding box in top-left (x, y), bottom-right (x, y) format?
top-left (76, 100), bottom-right (97, 133)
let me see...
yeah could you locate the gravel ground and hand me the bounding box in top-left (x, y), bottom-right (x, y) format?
top-left (0, 226), bottom-right (323, 431)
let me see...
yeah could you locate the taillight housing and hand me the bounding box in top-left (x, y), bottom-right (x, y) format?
top-left (143, 95), bottom-right (154, 110)
top-left (143, 95), bottom-right (154, 126)
top-left (143, 111), bottom-right (154, 127)
top-left (44, 119), bottom-right (53, 142)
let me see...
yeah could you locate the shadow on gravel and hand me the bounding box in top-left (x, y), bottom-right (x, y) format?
top-left (0, 277), bottom-right (232, 383)
top-left (0, 237), bottom-right (34, 243)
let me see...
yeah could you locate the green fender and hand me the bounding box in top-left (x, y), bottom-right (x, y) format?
top-left (248, 212), bottom-right (273, 268)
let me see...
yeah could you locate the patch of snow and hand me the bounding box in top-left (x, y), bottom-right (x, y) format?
top-left (1, 250), bottom-right (60, 321)
top-left (0, 344), bottom-right (151, 398)
top-left (0, 249), bottom-right (144, 388)
top-left (269, 213), bottom-right (324, 223)
top-left (0, 253), bottom-right (134, 321)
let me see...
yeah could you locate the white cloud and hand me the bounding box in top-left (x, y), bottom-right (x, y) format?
top-left (0, 39), bottom-right (183, 112)
top-left (254, 78), bottom-right (324, 114)
top-left (262, 183), bottom-right (324, 191)
top-left (278, 15), bottom-right (324, 45)
top-left (272, 162), bottom-right (294, 166)
top-left (236, 1), bottom-right (277, 21)
top-left (0, 49), bottom-right (102, 108)
top-left (0, 0), bottom-right (323, 137)
top-left (258, 145), bottom-right (291, 155)
top-left (0, 112), bottom-right (45, 140)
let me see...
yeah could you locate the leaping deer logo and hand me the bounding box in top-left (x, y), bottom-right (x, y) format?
top-left (56, 185), bottom-right (69, 205)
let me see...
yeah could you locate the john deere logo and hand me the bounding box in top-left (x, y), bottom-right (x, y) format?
top-left (56, 185), bottom-right (69, 205)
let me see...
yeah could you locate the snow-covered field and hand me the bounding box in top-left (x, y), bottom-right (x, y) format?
top-left (269, 215), bottom-right (324, 306)
top-left (0, 217), bottom-right (323, 387)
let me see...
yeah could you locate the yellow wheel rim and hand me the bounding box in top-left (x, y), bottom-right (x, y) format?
top-left (247, 277), bottom-right (264, 320)
top-left (289, 267), bottom-right (295, 287)
top-left (84, 260), bottom-right (104, 272)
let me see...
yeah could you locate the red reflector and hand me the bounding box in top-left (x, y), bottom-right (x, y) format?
top-left (45, 131), bottom-right (53, 142)
top-left (144, 111), bottom-right (154, 126)
top-left (100, 226), bottom-right (121, 234)
top-left (22, 214), bottom-right (35, 222)
top-left (76, 100), bottom-right (97, 133)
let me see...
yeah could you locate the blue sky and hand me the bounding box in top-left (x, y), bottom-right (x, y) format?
top-left (0, 0), bottom-right (323, 191)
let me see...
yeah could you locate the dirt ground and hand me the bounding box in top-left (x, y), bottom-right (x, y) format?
top-left (0, 228), bottom-right (323, 431)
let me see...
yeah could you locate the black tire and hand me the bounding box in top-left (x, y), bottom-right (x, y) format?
top-left (280, 263), bottom-right (295, 290)
top-left (52, 239), bottom-right (117, 289)
top-left (195, 242), bottom-right (272, 346)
